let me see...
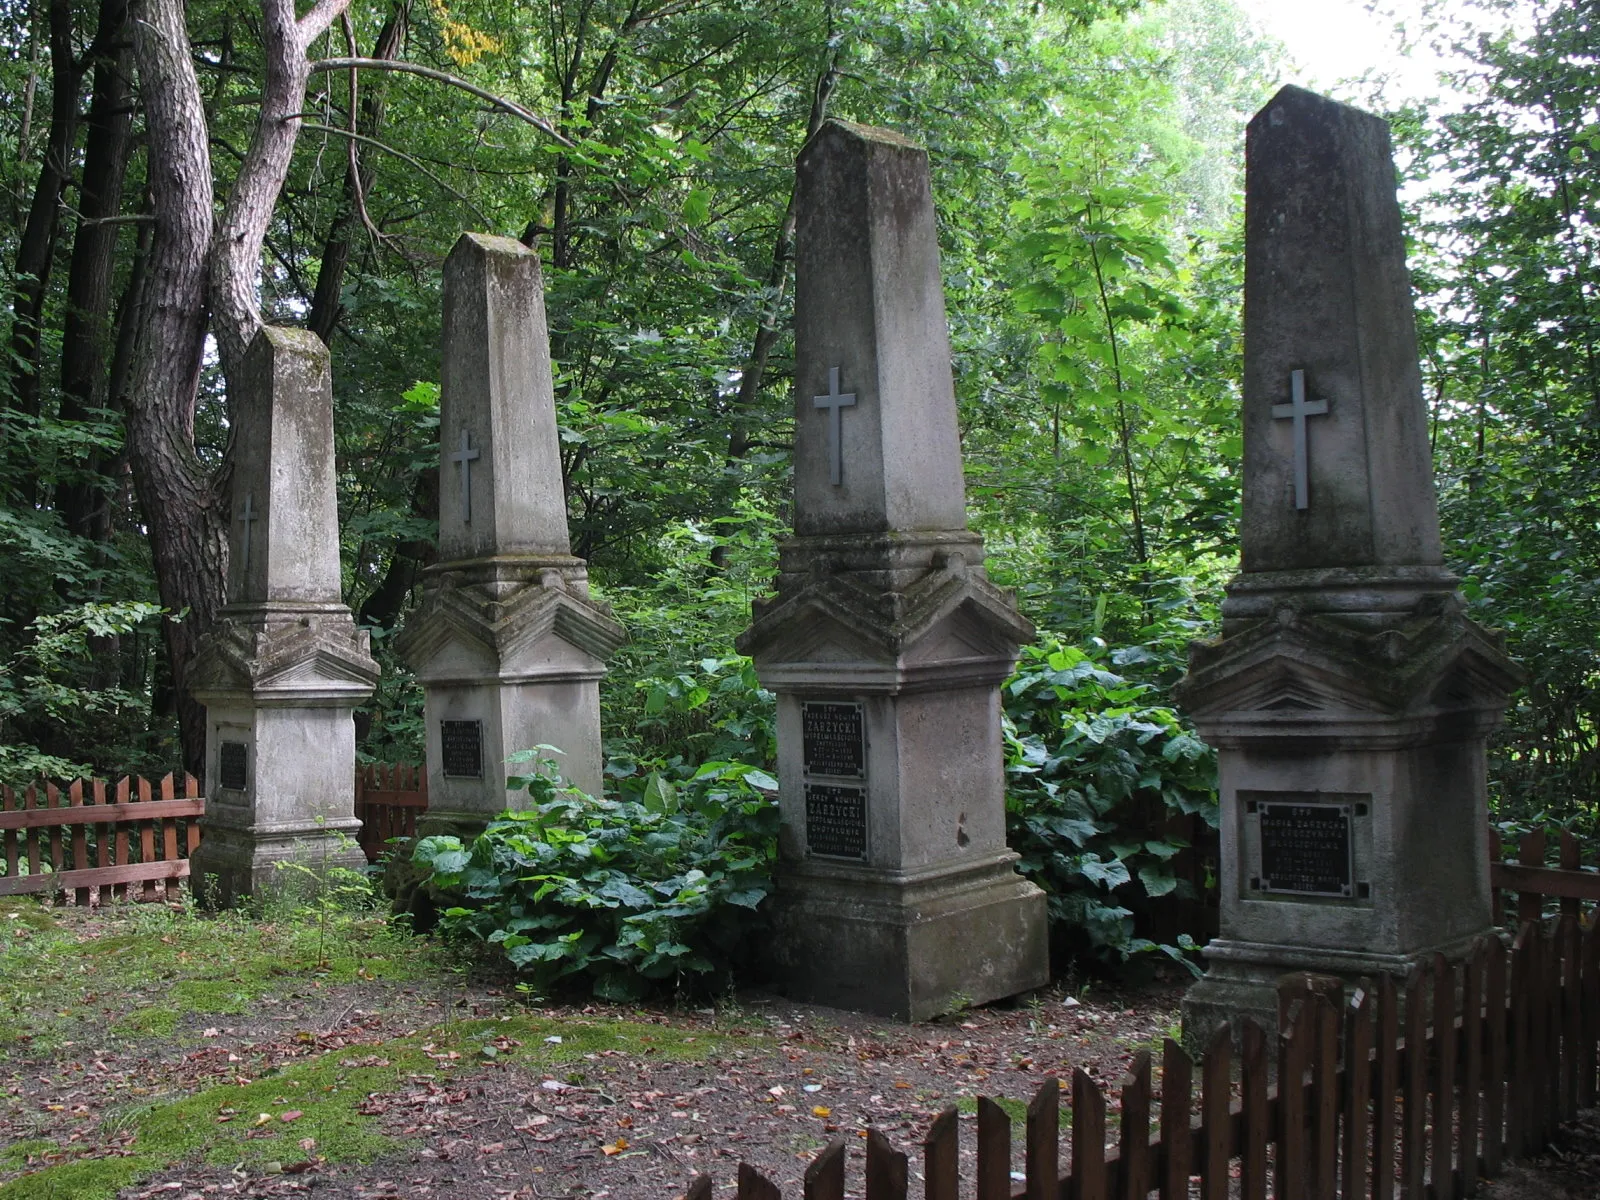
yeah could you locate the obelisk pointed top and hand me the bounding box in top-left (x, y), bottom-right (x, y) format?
top-left (1238, 85), bottom-right (1445, 576)
top-left (439, 231), bottom-right (571, 562)
top-left (792, 120), bottom-right (968, 537)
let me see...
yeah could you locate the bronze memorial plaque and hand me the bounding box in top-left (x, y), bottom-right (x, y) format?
top-left (805, 783), bottom-right (867, 860)
top-left (440, 720), bottom-right (484, 779)
top-left (1258, 802), bottom-right (1353, 897)
top-left (801, 700), bottom-right (865, 778)
top-left (218, 741), bottom-right (248, 791)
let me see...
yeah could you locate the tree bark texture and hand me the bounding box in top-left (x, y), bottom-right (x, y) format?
top-left (7, 0), bottom-right (86, 423)
top-left (58, 0), bottom-right (136, 541)
top-left (126, 0), bottom-right (221, 776)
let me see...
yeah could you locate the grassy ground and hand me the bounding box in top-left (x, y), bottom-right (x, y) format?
top-left (0, 892), bottom-right (752, 1199)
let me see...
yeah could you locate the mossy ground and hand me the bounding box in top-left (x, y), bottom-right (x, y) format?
top-left (0, 893), bottom-right (752, 1199)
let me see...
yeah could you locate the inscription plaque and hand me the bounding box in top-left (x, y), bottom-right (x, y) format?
top-left (802, 701), bottom-right (865, 779)
top-left (440, 720), bottom-right (484, 779)
top-left (805, 783), bottom-right (867, 860)
top-left (1258, 802), bottom-right (1353, 897)
top-left (218, 741), bottom-right (248, 791)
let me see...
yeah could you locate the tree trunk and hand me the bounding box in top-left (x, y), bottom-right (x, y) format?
top-left (307, 0), bottom-right (409, 344)
top-left (58, 0), bottom-right (136, 542)
top-left (126, 0), bottom-right (221, 777)
top-left (7, 0), bottom-right (85, 424)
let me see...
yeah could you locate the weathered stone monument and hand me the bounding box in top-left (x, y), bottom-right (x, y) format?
top-left (1177, 87), bottom-right (1524, 1036)
top-left (396, 233), bottom-right (625, 832)
top-left (190, 328), bottom-right (380, 904)
top-left (737, 120), bottom-right (1048, 1020)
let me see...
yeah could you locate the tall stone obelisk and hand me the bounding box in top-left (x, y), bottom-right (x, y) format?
top-left (737, 121), bottom-right (1048, 1020)
top-left (190, 328), bottom-right (380, 904)
top-left (396, 234), bottom-right (625, 831)
top-left (1178, 87), bottom-right (1523, 1038)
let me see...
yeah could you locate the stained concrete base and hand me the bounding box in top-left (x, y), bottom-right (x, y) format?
top-left (770, 852), bottom-right (1049, 1021)
top-left (189, 821), bottom-right (367, 910)
top-left (1181, 929), bottom-right (1487, 1043)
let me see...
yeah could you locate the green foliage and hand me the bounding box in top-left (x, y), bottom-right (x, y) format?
top-left (411, 753), bottom-right (779, 1000)
top-left (1399, 0), bottom-right (1600, 834)
top-left (0, 601), bottom-right (166, 786)
top-left (1002, 634), bottom-right (1217, 972)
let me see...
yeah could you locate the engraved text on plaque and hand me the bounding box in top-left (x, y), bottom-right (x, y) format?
top-left (440, 720), bottom-right (484, 779)
top-left (1258, 802), bottom-right (1353, 897)
top-left (218, 741), bottom-right (248, 791)
top-left (802, 701), bottom-right (865, 778)
top-left (805, 784), bottom-right (867, 859)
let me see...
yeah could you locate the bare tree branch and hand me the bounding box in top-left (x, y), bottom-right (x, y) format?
top-left (299, 122), bottom-right (491, 225)
top-left (307, 57), bottom-right (572, 146)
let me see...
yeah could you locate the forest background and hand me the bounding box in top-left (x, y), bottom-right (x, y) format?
top-left (0, 0), bottom-right (1594, 969)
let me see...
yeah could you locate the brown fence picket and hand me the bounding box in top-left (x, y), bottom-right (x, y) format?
top-left (977, 1096), bottom-right (1011, 1200)
top-left (1278, 1008), bottom-right (1310, 1200)
top-left (1560, 915), bottom-right (1581, 1123)
top-left (1342, 986), bottom-right (1373, 1200)
top-left (1583, 918), bottom-right (1600, 1110)
top-left (1507, 925), bottom-right (1533, 1157)
top-left (806, 1137), bottom-right (845, 1200)
top-left (1200, 1025), bottom-right (1230, 1200)
top-left (1311, 997), bottom-right (1339, 1200)
top-left (1241, 1019), bottom-right (1269, 1200)
top-left (1401, 967), bottom-right (1428, 1198)
top-left (1432, 955), bottom-right (1458, 1200)
top-left (686, 1175), bottom-right (713, 1200)
top-left (924, 1112), bottom-right (956, 1200)
top-left (1483, 935), bottom-right (1507, 1176)
top-left (1026, 1077), bottom-right (1059, 1200)
top-left (866, 1128), bottom-right (908, 1200)
top-left (1460, 942), bottom-right (1484, 1194)
top-left (1515, 831), bottom-right (1546, 925)
top-left (738, 1162), bottom-right (782, 1200)
top-left (1071, 1067), bottom-right (1108, 1200)
top-left (1374, 973), bottom-right (1398, 1200)
top-left (1159, 1038), bottom-right (1192, 1200)
top-left (1118, 1051), bottom-right (1151, 1200)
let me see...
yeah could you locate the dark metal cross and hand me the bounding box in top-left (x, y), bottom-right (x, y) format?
top-left (1271, 369), bottom-right (1329, 510)
top-left (812, 366), bottom-right (856, 487)
top-left (238, 492), bottom-right (258, 571)
top-left (450, 428), bottom-right (482, 522)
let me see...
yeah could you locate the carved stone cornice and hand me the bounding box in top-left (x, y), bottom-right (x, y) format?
top-left (395, 567), bottom-right (626, 679)
top-left (191, 604), bottom-right (378, 704)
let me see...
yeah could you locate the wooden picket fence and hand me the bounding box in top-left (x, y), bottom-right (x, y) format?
top-left (352, 762), bottom-right (427, 862)
top-left (695, 908), bottom-right (1599, 1199)
top-left (1490, 823), bottom-right (1600, 924)
top-left (0, 774), bottom-right (203, 904)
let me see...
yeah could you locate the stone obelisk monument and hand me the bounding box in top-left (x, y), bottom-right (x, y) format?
top-left (1178, 87), bottom-right (1523, 1038)
top-left (737, 120), bottom-right (1048, 1020)
top-left (190, 328), bottom-right (380, 904)
top-left (396, 234), bottom-right (625, 831)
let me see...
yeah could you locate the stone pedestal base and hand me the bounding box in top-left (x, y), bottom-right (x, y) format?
top-left (1182, 929), bottom-right (1486, 1043)
top-left (770, 853), bottom-right (1048, 1021)
top-left (190, 820), bottom-right (367, 909)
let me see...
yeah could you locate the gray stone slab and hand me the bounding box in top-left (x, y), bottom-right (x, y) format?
top-left (439, 232), bottom-right (570, 562)
top-left (1178, 87), bottom-right (1522, 1043)
top-left (398, 234), bottom-right (623, 821)
top-left (1240, 85), bottom-right (1444, 574)
top-left (743, 120), bottom-right (1046, 1017)
top-left (792, 121), bottom-right (968, 537)
top-left (191, 327), bottom-right (377, 905)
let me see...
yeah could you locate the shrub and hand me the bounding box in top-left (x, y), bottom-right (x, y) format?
top-left (411, 752), bottom-right (778, 1000)
top-left (1003, 634), bottom-right (1218, 972)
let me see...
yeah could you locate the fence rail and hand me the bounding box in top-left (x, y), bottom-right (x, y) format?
top-left (1490, 823), bottom-right (1600, 921)
top-left (352, 763), bottom-right (427, 862)
top-left (0, 774), bottom-right (202, 904)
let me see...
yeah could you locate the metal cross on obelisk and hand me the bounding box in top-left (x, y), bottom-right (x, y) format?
top-left (813, 366), bottom-right (856, 487)
top-left (238, 492), bottom-right (258, 571)
top-left (1271, 369), bottom-right (1329, 510)
top-left (450, 429), bottom-right (482, 522)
